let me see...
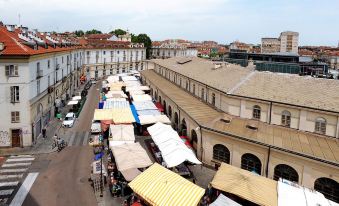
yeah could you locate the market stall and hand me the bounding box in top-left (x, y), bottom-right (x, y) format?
top-left (128, 163), bottom-right (205, 206)
top-left (131, 94), bottom-right (152, 102)
top-left (109, 124), bottom-right (135, 147)
top-left (209, 194), bottom-right (242, 206)
top-left (210, 163), bottom-right (278, 206)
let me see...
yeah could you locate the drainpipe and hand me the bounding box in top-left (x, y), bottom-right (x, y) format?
top-left (265, 146), bottom-right (271, 177)
top-left (269, 102), bottom-right (273, 124)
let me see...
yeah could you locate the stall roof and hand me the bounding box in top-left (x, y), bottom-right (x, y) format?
top-left (133, 101), bottom-right (157, 111)
top-left (210, 194), bottom-right (242, 206)
top-left (111, 142), bottom-right (153, 172)
top-left (210, 163), bottom-right (278, 206)
top-left (93, 108), bottom-right (135, 123)
top-left (120, 168), bottom-right (142, 182)
top-left (105, 98), bottom-right (127, 102)
top-left (138, 115), bottom-right (171, 125)
top-left (107, 75), bottom-right (120, 83)
top-left (109, 124), bottom-right (135, 142)
top-left (72, 96), bottom-right (82, 101)
top-left (122, 76), bottom-right (138, 82)
top-left (137, 109), bottom-right (161, 116)
top-left (93, 109), bottom-right (113, 120)
top-left (103, 101), bottom-right (130, 109)
top-left (126, 86), bottom-right (150, 92)
top-left (129, 90), bottom-right (145, 96)
top-left (147, 122), bottom-right (201, 167)
top-left (128, 163), bottom-right (205, 206)
top-left (155, 102), bottom-right (164, 112)
top-left (278, 180), bottom-right (336, 206)
top-left (132, 94), bottom-right (153, 102)
top-left (105, 90), bottom-right (128, 99)
top-left (67, 100), bottom-right (79, 105)
top-left (130, 105), bottom-right (140, 124)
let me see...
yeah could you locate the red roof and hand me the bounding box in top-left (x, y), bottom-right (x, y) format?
top-left (85, 34), bottom-right (113, 40)
top-left (0, 26), bottom-right (79, 56)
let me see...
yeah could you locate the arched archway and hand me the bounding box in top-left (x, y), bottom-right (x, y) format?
top-left (163, 100), bottom-right (167, 115)
top-left (213, 144), bottom-right (230, 164)
top-left (174, 112), bottom-right (179, 131)
top-left (241, 153), bottom-right (262, 175)
top-left (273, 164), bottom-right (299, 183)
top-left (180, 118), bottom-right (187, 136)
top-left (314, 178), bottom-right (339, 203)
top-left (168, 105), bottom-right (172, 119)
top-left (190, 129), bottom-right (198, 154)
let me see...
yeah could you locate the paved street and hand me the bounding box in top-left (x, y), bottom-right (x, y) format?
top-left (20, 82), bottom-right (101, 206)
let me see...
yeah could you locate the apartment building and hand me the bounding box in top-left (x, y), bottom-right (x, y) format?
top-left (261, 31), bottom-right (299, 54)
top-left (0, 24), bottom-right (84, 147)
top-left (151, 41), bottom-right (198, 59)
top-left (141, 57), bottom-right (339, 203)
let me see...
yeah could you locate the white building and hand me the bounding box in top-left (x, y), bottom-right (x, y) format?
top-left (261, 31), bottom-right (299, 54)
top-left (151, 42), bottom-right (198, 59)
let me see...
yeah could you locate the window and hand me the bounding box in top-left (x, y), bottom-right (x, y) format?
top-left (315, 117), bottom-right (326, 134)
top-left (48, 76), bottom-right (50, 86)
top-left (10, 86), bottom-right (19, 103)
top-left (314, 178), bottom-right (339, 203)
top-left (103, 51), bottom-right (106, 55)
top-left (48, 60), bottom-right (50, 69)
top-left (281, 110), bottom-right (291, 127)
top-left (193, 84), bottom-right (196, 95)
top-left (185, 81), bottom-right (189, 90)
top-left (62, 56), bottom-right (64, 64)
top-left (110, 69), bottom-right (113, 75)
top-left (273, 164), bottom-right (299, 182)
top-left (212, 93), bottom-right (216, 106)
top-left (241, 153), bottom-right (262, 175)
top-left (201, 88), bottom-right (205, 100)
top-left (213, 144), bottom-right (230, 164)
top-left (11, 111), bottom-right (20, 123)
top-left (253, 105), bottom-right (261, 120)
top-left (168, 105), bottom-right (172, 118)
top-left (5, 65), bottom-right (18, 76)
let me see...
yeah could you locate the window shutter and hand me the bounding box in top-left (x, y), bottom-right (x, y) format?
top-left (5, 66), bottom-right (9, 76)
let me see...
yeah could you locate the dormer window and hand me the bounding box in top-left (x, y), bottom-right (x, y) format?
top-left (252, 105), bottom-right (261, 120)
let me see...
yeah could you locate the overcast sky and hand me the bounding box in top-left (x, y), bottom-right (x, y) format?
top-left (0, 0), bottom-right (338, 46)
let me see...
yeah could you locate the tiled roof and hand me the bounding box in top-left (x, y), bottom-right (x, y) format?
top-left (151, 57), bottom-right (339, 113)
top-left (85, 33), bottom-right (113, 40)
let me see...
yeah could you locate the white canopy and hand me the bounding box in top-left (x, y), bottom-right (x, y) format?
top-left (106, 75), bottom-right (120, 83)
top-left (278, 179), bottom-right (337, 206)
top-left (109, 124), bottom-right (135, 142)
top-left (132, 94), bottom-right (152, 102)
top-left (126, 86), bottom-right (150, 92)
top-left (210, 194), bottom-right (242, 206)
top-left (138, 115), bottom-right (171, 125)
top-left (67, 100), bottom-right (78, 105)
top-left (111, 142), bottom-right (153, 172)
top-left (133, 101), bottom-right (157, 111)
top-left (72, 96), bottom-right (82, 101)
top-left (121, 76), bottom-right (138, 82)
top-left (103, 101), bottom-right (129, 109)
top-left (105, 90), bottom-right (128, 99)
top-left (129, 90), bottom-right (145, 96)
top-left (137, 109), bottom-right (161, 116)
top-left (147, 122), bottom-right (201, 168)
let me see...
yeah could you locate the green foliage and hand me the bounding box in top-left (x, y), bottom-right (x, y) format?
top-left (132, 33), bottom-right (152, 59)
top-left (109, 29), bottom-right (127, 36)
top-left (85, 29), bottom-right (102, 35)
top-left (74, 30), bottom-right (84, 37)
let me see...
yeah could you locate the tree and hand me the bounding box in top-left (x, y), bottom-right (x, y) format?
top-left (74, 30), bottom-right (84, 37)
top-left (132, 33), bottom-right (152, 59)
top-left (109, 29), bottom-right (127, 36)
top-left (85, 29), bottom-right (102, 35)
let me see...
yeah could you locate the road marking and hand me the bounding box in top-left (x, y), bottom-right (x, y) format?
top-left (68, 132), bottom-right (76, 146)
top-left (0, 174), bottom-right (24, 180)
top-left (0, 169), bottom-right (27, 173)
top-left (2, 163), bottom-right (31, 168)
top-left (83, 131), bottom-right (90, 146)
top-left (0, 189), bottom-right (14, 196)
top-left (9, 155), bottom-right (33, 159)
top-left (0, 181), bottom-right (19, 187)
top-left (9, 172), bottom-right (39, 206)
top-left (6, 158), bottom-right (35, 162)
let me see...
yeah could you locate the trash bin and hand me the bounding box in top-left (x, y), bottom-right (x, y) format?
top-left (56, 113), bottom-right (62, 120)
top-left (42, 128), bottom-right (46, 138)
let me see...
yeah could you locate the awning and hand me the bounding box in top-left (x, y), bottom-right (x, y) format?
top-left (133, 101), bottom-right (157, 111)
top-left (210, 194), bottom-right (242, 206)
top-left (210, 163), bottom-right (278, 206)
top-left (111, 108), bottom-right (135, 124)
top-left (103, 101), bottom-right (129, 109)
top-left (137, 109), bottom-right (161, 116)
top-left (93, 109), bottom-right (113, 120)
top-left (138, 115), bottom-right (171, 125)
top-left (107, 75), bottom-right (120, 83)
top-left (122, 76), bottom-right (138, 82)
top-left (278, 179), bottom-right (335, 206)
top-left (128, 163), bottom-right (205, 206)
top-left (109, 124), bottom-right (135, 142)
top-left (130, 105), bottom-right (140, 124)
top-left (129, 90), bottom-right (145, 96)
top-left (120, 168), bottom-right (142, 182)
top-left (132, 94), bottom-right (152, 102)
top-left (154, 115), bottom-right (171, 124)
top-left (111, 142), bottom-right (153, 171)
top-left (72, 96), bottom-right (82, 101)
top-left (155, 102), bottom-right (164, 112)
top-left (67, 100), bottom-right (79, 105)
top-left (147, 122), bottom-right (201, 167)
top-left (126, 86), bottom-right (150, 92)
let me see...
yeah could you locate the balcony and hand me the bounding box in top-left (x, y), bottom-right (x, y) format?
top-left (36, 69), bottom-right (43, 79)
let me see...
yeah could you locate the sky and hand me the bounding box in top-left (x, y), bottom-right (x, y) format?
top-left (0, 0), bottom-right (338, 46)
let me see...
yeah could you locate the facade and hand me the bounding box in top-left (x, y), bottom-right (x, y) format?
top-left (261, 31), bottom-right (299, 54)
top-left (151, 42), bottom-right (198, 59)
top-left (141, 57), bottom-right (339, 202)
top-left (0, 24), bottom-right (84, 147)
top-left (0, 24), bottom-right (146, 148)
top-left (229, 41), bottom-right (254, 53)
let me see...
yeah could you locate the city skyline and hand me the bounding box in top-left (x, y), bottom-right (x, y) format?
top-left (0, 0), bottom-right (338, 46)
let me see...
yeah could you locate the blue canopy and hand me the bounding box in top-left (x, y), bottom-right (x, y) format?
top-left (130, 104), bottom-right (140, 124)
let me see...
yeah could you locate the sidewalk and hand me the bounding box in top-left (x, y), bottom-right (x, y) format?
top-left (0, 84), bottom-right (87, 156)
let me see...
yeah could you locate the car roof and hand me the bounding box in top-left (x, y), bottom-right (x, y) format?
top-left (66, 113), bottom-right (75, 117)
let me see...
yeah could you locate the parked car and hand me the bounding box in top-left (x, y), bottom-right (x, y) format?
top-left (91, 120), bottom-right (101, 134)
top-left (62, 113), bottom-right (76, 128)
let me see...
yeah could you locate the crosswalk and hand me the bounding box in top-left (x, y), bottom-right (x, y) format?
top-left (0, 155), bottom-right (36, 205)
top-left (67, 131), bottom-right (91, 147)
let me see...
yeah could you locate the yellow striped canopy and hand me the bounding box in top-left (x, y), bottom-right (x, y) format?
top-left (128, 163), bottom-right (205, 206)
top-left (93, 108), bottom-right (135, 123)
top-left (210, 163), bottom-right (278, 206)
